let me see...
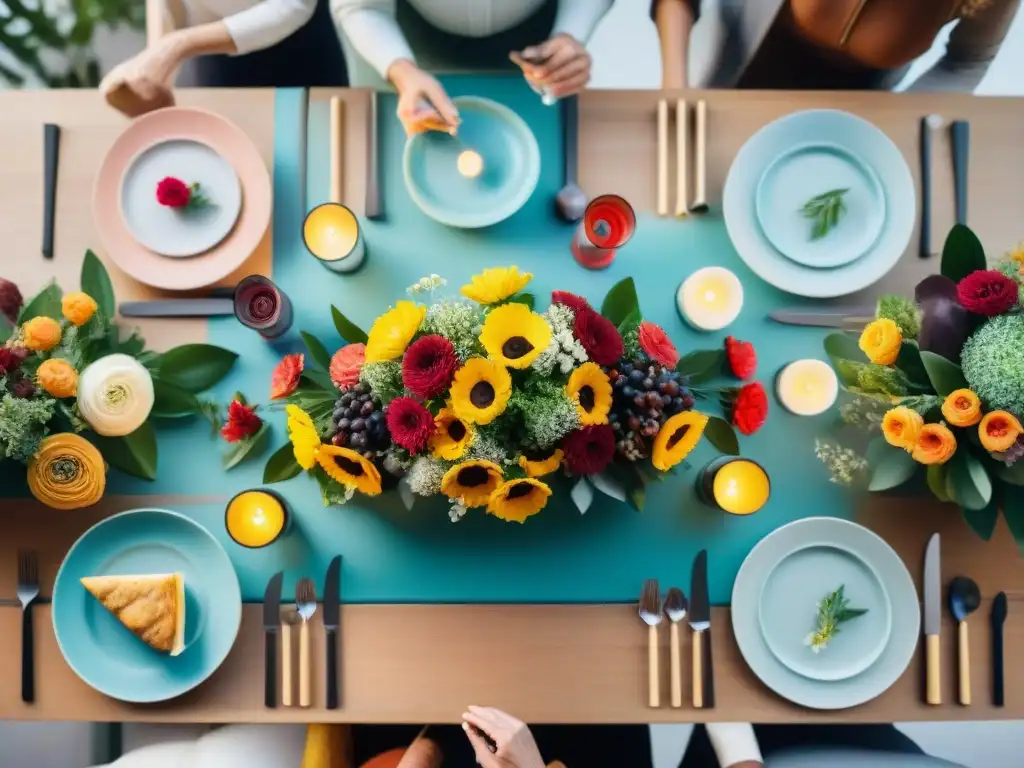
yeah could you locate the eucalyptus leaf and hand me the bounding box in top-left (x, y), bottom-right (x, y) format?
top-left (940, 223), bottom-right (986, 283)
top-left (398, 477), bottom-right (416, 511)
top-left (947, 450), bottom-right (993, 511)
top-left (300, 331), bottom-right (332, 370)
top-left (156, 344), bottom-right (238, 393)
top-left (80, 249), bottom-right (116, 320)
top-left (151, 379), bottom-right (201, 418)
top-left (263, 442), bottom-right (302, 484)
top-left (926, 464), bottom-right (951, 503)
top-left (590, 471), bottom-right (627, 502)
top-left (570, 477), bottom-right (594, 514)
top-left (331, 305), bottom-right (369, 345)
top-left (676, 350), bottom-right (725, 383)
top-left (92, 421), bottom-right (157, 480)
top-left (704, 416), bottom-right (740, 456)
top-left (18, 283), bottom-right (62, 323)
top-left (600, 277), bottom-right (640, 328)
top-left (222, 422), bottom-right (270, 471)
top-left (865, 437), bottom-right (917, 491)
top-left (919, 350), bottom-right (968, 396)
top-left (1001, 484), bottom-right (1024, 556)
top-left (962, 497), bottom-right (999, 541)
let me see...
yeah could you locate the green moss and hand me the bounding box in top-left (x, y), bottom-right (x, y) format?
top-left (961, 313), bottom-right (1024, 416)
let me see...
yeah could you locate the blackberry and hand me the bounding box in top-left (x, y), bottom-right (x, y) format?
top-left (607, 358), bottom-right (694, 460)
top-left (331, 386), bottom-right (391, 459)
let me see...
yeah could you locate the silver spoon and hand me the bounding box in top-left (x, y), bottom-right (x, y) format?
top-left (296, 578), bottom-right (317, 708)
top-left (555, 96), bottom-right (587, 222)
top-left (665, 587), bottom-right (688, 708)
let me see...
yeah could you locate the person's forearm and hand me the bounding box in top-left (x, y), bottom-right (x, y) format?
top-left (655, 0), bottom-right (694, 89)
top-left (330, 0), bottom-right (415, 81)
top-left (221, 0), bottom-right (317, 55)
top-left (551, 0), bottom-right (614, 45)
top-left (148, 22), bottom-right (237, 81)
top-left (706, 723), bottom-right (763, 768)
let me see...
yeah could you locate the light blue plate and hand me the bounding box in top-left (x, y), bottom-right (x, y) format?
top-left (733, 518), bottom-right (918, 709)
top-left (755, 142), bottom-right (886, 269)
top-left (724, 110), bottom-right (915, 298)
top-left (52, 509), bottom-right (241, 703)
top-left (403, 96), bottom-right (540, 229)
top-left (758, 542), bottom-right (892, 682)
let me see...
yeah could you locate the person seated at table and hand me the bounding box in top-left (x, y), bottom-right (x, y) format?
top-left (679, 722), bottom-right (966, 767)
top-left (330, 0), bottom-right (614, 135)
top-left (100, 0), bottom-right (323, 117)
top-left (651, 0), bottom-right (1020, 91)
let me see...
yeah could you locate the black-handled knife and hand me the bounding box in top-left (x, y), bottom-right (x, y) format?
top-left (919, 116), bottom-right (932, 259)
top-left (322, 555), bottom-right (342, 710)
top-left (263, 571), bottom-right (284, 708)
top-left (951, 120), bottom-right (969, 226)
top-left (992, 591), bottom-right (1007, 707)
top-left (42, 123), bottom-right (60, 260)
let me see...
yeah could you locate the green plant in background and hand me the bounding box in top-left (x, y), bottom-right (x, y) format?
top-left (0, 0), bottom-right (145, 88)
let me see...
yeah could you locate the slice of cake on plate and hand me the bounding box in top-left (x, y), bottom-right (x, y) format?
top-left (81, 573), bottom-right (186, 656)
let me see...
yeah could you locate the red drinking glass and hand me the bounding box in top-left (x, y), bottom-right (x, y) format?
top-left (571, 194), bottom-right (636, 270)
top-left (234, 275), bottom-right (293, 339)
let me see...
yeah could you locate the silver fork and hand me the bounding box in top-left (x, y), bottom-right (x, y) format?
top-left (296, 578), bottom-right (317, 708)
top-left (17, 551), bottom-right (39, 703)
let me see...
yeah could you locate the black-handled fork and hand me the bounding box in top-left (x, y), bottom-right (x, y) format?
top-left (17, 551), bottom-right (40, 704)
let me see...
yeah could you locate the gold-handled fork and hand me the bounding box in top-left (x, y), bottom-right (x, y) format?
top-left (639, 579), bottom-right (665, 708)
top-left (296, 578), bottom-right (318, 708)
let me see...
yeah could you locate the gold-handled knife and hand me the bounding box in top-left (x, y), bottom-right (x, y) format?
top-left (923, 533), bottom-right (942, 705)
top-left (690, 549), bottom-right (713, 708)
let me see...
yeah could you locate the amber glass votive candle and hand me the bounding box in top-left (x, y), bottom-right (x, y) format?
top-left (697, 457), bottom-right (770, 515)
top-left (225, 489), bottom-right (290, 548)
top-left (303, 203), bottom-right (366, 273)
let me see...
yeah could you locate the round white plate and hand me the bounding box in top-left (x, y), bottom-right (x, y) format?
top-left (755, 142), bottom-right (886, 269)
top-left (733, 517), bottom-right (919, 709)
top-left (724, 110), bottom-right (915, 298)
top-left (119, 139), bottom-right (242, 258)
top-left (758, 542), bottom-right (892, 682)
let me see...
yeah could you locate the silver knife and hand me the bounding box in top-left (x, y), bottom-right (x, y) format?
top-left (923, 533), bottom-right (942, 705)
top-left (689, 549), bottom-right (714, 708)
top-left (119, 298), bottom-right (235, 318)
top-left (264, 571), bottom-right (284, 708)
top-left (769, 308), bottom-right (875, 328)
top-left (322, 555), bottom-right (342, 710)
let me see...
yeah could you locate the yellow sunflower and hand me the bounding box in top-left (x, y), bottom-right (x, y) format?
top-left (286, 405), bottom-right (321, 470)
top-left (316, 444), bottom-right (382, 496)
top-left (365, 301), bottom-right (426, 362)
top-left (429, 408), bottom-right (475, 460)
top-left (566, 362), bottom-right (612, 425)
top-left (519, 448), bottom-right (564, 477)
top-left (460, 266), bottom-right (532, 304)
top-left (449, 358), bottom-right (512, 425)
top-left (487, 478), bottom-right (552, 523)
top-left (440, 459), bottom-right (504, 507)
top-left (479, 303), bottom-right (551, 369)
top-left (652, 411), bottom-right (709, 471)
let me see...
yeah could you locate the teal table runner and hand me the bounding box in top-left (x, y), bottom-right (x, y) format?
top-left (28, 80), bottom-right (855, 604)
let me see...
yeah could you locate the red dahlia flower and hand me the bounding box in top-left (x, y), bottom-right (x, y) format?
top-left (730, 381), bottom-right (769, 435)
top-left (638, 321), bottom-right (679, 368)
top-left (725, 336), bottom-right (757, 380)
top-left (270, 353), bottom-right (304, 399)
top-left (956, 270), bottom-right (1018, 316)
top-left (221, 400), bottom-right (262, 443)
top-left (551, 290), bottom-right (592, 314)
top-left (402, 334), bottom-right (459, 399)
top-left (562, 424), bottom-right (616, 476)
top-left (330, 343), bottom-right (366, 389)
top-left (156, 177), bottom-right (192, 208)
top-left (574, 309), bottom-right (624, 366)
top-left (385, 396), bottom-right (434, 454)
top-left (0, 345), bottom-right (28, 376)
top-left (0, 278), bottom-right (22, 323)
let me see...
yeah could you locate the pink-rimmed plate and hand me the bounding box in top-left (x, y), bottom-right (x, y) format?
top-left (94, 107), bottom-right (271, 291)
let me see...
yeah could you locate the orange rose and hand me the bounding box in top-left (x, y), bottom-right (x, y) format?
top-left (36, 358), bottom-right (78, 398)
top-left (21, 316), bottom-right (61, 351)
top-left (941, 389), bottom-right (982, 427)
top-left (979, 410), bottom-right (1023, 452)
top-left (911, 423), bottom-right (957, 465)
top-left (61, 292), bottom-right (98, 326)
top-left (882, 406), bottom-right (923, 451)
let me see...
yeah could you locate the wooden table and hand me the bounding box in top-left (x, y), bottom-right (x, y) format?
top-left (1, 88), bottom-right (1023, 725)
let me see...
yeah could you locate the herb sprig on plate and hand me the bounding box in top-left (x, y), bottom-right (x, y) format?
top-left (805, 584), bottom-right (868, 653)
top-left (801, 188), bottom-right (849, 241)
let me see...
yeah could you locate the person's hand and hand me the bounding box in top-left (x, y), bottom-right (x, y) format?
top-left (462, 706), bottom-right (545, 768)
top-left (99, 40), bottom-right (179, 118)
top-left (511, 34), bottom-right (592, 98)
top-left (388, 59), bottom-right (460, 136)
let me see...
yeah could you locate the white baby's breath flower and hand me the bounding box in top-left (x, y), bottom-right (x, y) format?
top-left (77, 354), bottom-right (154, 436)
top-left (449, 499), bottom-right (468, 522)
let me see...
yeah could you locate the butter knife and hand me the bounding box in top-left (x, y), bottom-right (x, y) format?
top-left (689, 549), bottom-right (714, 708)
top-left (924, 533), bottom-right (942, 705)
top-left (119, 298), bottom-right (235, 318)
top-left (768, 309), bottom-right (875, 328)
top-left (264, 571), bottom-right (284, 708)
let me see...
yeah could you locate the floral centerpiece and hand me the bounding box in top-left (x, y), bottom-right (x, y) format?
top-left (817, 224), bottom-right (1024, 552)
top-left (264, 267), bottom-right (767, 523)
top-left (0, 251), bottom-right (238, 509)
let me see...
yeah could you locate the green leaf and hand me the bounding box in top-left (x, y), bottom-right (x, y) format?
top-left (156, 344), bottom-right (238, 393)
top-left (18, 283), bottom-right (62, 323)
top-left (92, 421), bottom-right (157, 480)
top-left (151, 379), bottom-right (201, 418)
top-left (301, 370), bottom-right (335, 392)
top-left (865, 437), bottom-right (917, 491)
top-left (223, 422), bottom-right (270, 471)
top-left (617, 308), bottom-right (642, 337)
top-left (704, 416), bottom-right (740, 456)
top-left (676, 350), bottom-right (725, 383)
top-left (300, 331), bottom-right (332, 371)
top-left (994, 460), bottom-right (1024, 486)
top-left (962, 497), bottom-right (999, 541)
top-left (947, 450), bottom-right (993, 511)
top-left (263, 442), bottom-right (302, 484)
top-left (80, 249), bottom-right (115, 319)
top-left (331, 305), bottom-right (369, 345)
top-left (823, 331), bottom-right (864, 363)
top-left (600, 277), bottom-right (640, 328)
top-left (940, 223), bottom-right (987, 283)
top-left (117, 330), bottom-right (145, 357)
top-left (0, 315), bottom-right (12, 344)
top-left (926, 464), bottom-right (952, 502)
top-left (1001, 484), bottom-right (1024, 556)
top-left (894, 342), bottom-right (929, 388)
top-left (507, 293), bottom-right (535, 310)
top-left (919, 350), bottom-right (968, 396)
top-left (628, 484), bottom-right (646, 512)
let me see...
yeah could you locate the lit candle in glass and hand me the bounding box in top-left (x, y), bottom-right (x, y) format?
top-left (303, 203), bottom-right (366, 274)
top-left (457, 149), bottom-right (484, 179)
top-left (677, 267), bottom-right (743, 331)
top-left (571, 194), bottom-right (635, 270)
top-left (775, 359), bottom-right (839, 416)
top-left (234, 275), bottom-right (293, 339)
top-left (697, 457), bottom-right (770, 515)
top-left (225, 489), bottom-right (290, 548)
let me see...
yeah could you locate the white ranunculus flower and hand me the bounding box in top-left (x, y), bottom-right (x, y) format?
top-left (77, 354), bottom-right (155, 437)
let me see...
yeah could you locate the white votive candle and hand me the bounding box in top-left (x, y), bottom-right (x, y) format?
top-left (678, 267), bottom-right (744, 331)
top-left (776, 359), bottom-right (839, 416)
top-left (457, 149), bottom-right (483, 179)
